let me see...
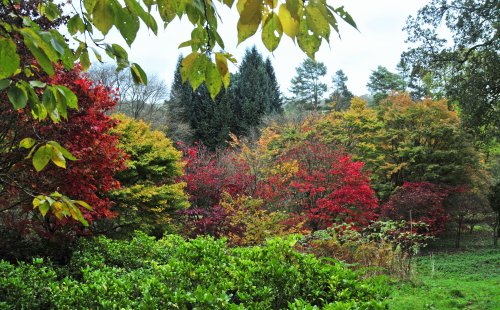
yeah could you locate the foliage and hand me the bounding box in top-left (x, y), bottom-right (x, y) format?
top-left (366, 66), bottom-right (404, 106)
top-left (289, 59), bottom-right (328, 110)
top-left (0, 232), bottom-right (389, 309)
top-left (178, 144), bottom-right (254, 237)
top-left (220, 193), bottom-right (288, 246)
top-left (382, 182), bottom-right (450, 234)
top-left (298, 221), bottom-right (434, 278)
top-left (257, 139), bottom-right (378, 231)
top-left (107, 115), bottom-right (189, 237)
top-left (0, 66), bottom-right (125, 237)
top-left (329, 69), bottom-right (353, 111)
top-left (402, 0), bottom-right (499, 146)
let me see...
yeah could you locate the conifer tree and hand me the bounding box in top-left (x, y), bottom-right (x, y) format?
top-left (265, 58), bottom-right (283, 114)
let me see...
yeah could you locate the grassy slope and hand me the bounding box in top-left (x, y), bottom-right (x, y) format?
top-left (388, 232), bottom-right (500, 309)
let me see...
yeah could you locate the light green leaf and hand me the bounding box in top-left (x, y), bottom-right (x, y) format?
top-left (75, 200), bottom-right (93, 211)
top-left (22, 35), bottom-right (55, 76)
top-left (67, 15), bottom-right (86, 35)
top-left (38, 200), bottom-right (50, 217)
top-left (305, 3), bottom-right (330, 40)
top-left (44, 2), bottom-right (61, 21)
top-left (51, 147), bottom-right (66, 168)
top-left (188, 54), bottom-right (209, 90)
top-left (47, 141), bottom-right (77, 160)
top-left (29, 80), bottom-right (46, 88)
top-left (93, 0), bottom-right (115, 35)
top-left (80, 48), bottom-right (91, 71)
top-left (33, 145), bottom-right (53, 172)
top-left (130, 63), bottom-right (148, 84)
top-left (0, 38), bottom-right (20, 79)
top-left (56, 85), bottom-right (78, 109)
top-left (262, 12), bottom-right (283, 52)
top-left (237, 0), bottom-right (262, 44)
top-left (8, 85), bottom-right (28, 109)
top-left (215, 53), bottom-right (230, 88)
top-left (205, 61), bottom-right (222, 100)
top-left (20, 137), bottom-right (36, 149)
top-left (180, 52), bottom-right (199, 83)
top-left (115, 7), bottom-right (140, 46)
top-left (297, 14), bottom-right (321, 59)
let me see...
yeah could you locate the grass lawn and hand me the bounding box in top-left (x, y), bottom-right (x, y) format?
top-left (388, 231), bottom-right (500, 309)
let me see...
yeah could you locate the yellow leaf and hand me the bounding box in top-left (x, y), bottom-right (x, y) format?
top-left (278, 4), bottom-right (299, 38)
top-left (237, 0), bottom-right (262, 44)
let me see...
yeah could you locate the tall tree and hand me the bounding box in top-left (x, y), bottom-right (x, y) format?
top-left (167, 56), bottom-right (233, 149)
top-left (402, 0), bottom-right (499, 147)
top-left (289, 59), bottom-right (328, 110)
top-left (329, 70), bottom-right (353, 111)
top-left (366, 66), bottom-right (404, 106)
top-left (232, 47), bottom-right (271, 135)
top-left (264, 57), bottom-right (283, 114)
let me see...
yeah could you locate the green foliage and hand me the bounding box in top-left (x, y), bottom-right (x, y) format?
top-left (0, 232), bottom-right (389, 309)
top-left (366, 66), bottom-right (404, 106)
top-left (108, 115), bottom-right (189, 236)
top-left (289, 59), bottom-right (328, 110)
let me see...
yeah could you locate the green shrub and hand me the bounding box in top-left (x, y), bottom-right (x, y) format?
top-left (0, 232), bottom-right (389, 309)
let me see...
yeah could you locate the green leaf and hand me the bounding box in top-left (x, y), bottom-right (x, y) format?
top-left (237, 0), bottom-right (262, 44)
top-left (262, 12), bottom-right (283, 52)
top-left (93, 0), bottom-right (115, 35)
top-left (80, 48), bottom-right (91, 71)
top-left (75, 200), bottom-right (93, 211)
top-left (47, 141), bottom-right (77, 160)
top-left (215, 53), bottom-right (230, 88)
top-left (44, 2), bottom-right (61, 21)
top-left (49, 30), bottom-right (75, 69)
top-left (0, 38), bottom-right (20, 79)
top-left (305, 3), bottom-right (330, 40)
top-left (335, 6), bottom-right (357, 30)
top-left (56, 86), bottom-right (78, 109)
top-left (205, 61), bottom-right (222, 100)
top-left (38, 200), bottom-right (50, 217)
top-left (42, 86), bottom-right (57, 114)
top-left (83, 0), bottom-right (98, 13)
top-left (0, 79), bottom-right (11, 91)
top-left (180, 52), bottom-right (199, 83)
top-left (8, 85), bottom-right (28, 109)
top-left (29, 80), bottom-right (46, 88)
top-left (115, 7), bottom-right (140, 46)
top-left (67, 15), bottom-right (86, 35)
top-left (124, 0), bottom-right (158, 35)
top-left (33, 145), bottom-right (53, 172)
top-left (188, 54), bottom-right (209, 90)
top-left (21, 32), bottom-right (55, 76)
top-left (51, 147), bottom-right (66, 168)
top-left (297, 14), bottom-right (321, 59)
top-left (20, 138), bottom-right (36, 149)
top-left (130, 63), bottom-right (148, 84)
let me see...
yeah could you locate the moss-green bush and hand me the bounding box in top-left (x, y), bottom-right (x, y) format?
top-left (0, 232), bottom-right (389, 309)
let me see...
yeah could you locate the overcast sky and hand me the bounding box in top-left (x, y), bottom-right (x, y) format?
top-left (94, 0), bottom-right (429, 96)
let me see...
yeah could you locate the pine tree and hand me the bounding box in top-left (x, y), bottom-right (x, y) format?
top-left (289, 59), bottom-right (327, 110)
top-left (233, 47), bottom-right (271, 135)
top-left (264, 57), bottom-right (283, 114)
top-left (330, 70), bottom-right (353, 111)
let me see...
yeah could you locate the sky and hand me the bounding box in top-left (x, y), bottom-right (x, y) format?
top-left (93, 0), bottom-right (430, 96)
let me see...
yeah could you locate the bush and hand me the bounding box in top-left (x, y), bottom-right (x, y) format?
top-left (0, 232), bottom-right (389, 309)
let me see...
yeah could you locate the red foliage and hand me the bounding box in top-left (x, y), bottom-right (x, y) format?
top-left (177, 143), bottom-right (253, 236)
top-left (257, 141), bottom-right (378, 231)
top-left (381, 182), bottom-right (450, 234)
top-left (1, 66), bottom-right (126, 237)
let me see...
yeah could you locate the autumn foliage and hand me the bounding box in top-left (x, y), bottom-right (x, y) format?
top-left (0, 66), bottom-right (125, 237)
top-left (257, 140), bottom-right (379, 231)
top-left (381, 182), bottom-right (450, 234)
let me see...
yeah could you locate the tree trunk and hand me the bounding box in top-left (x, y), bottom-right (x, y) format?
top-left (455, 217), bottom-right (462, 248)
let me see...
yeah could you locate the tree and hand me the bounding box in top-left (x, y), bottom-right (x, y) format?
top-left (289, 59), bottom-right (328, 110)
top-left (382, 182), bottom-right (450, 235)
top-left (264, 57), bottom-right (283, 114)
top-left (257, 140), bottom-right (378, 231)
top-left (89, 64), bottom-right (169, 127)
top-left (106, 115), bottom-right (189, 237)
top-left (329, 70), bottom-right (353, 111)
top-left (0, 66), bottom-right (125, 239)
top-left (402, 0), bottom-right (499, 146)
top-left (167, 57), bottom-right (233, 149)
top-left (0, 0), bottom-right (356, 225)
top-left (366, 66), bottom-right (404, 105)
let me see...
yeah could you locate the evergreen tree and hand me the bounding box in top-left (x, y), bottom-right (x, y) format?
top-left (330, 70), bottom-right (353, 111)
top-left (167, 56), bottom-right (233, 149)
top-left (264, 57), bottom-right (283, 114)
top-left (232, 47), bottom-right (272, 135)
top-left (366, 66), bottom-right (405, 106)
top-left (289, 59), bottom-right (327, 110)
